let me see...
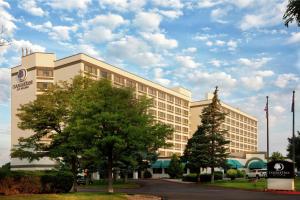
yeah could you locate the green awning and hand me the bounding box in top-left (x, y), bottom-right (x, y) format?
top-left (227, 159), bottom-right (243, 169)
top-left (248, 161), bottom-right (267, 169)
top-left (162, 160), bottom-right (170, 168)
top-left (151, 160), bottom-right (162, 168)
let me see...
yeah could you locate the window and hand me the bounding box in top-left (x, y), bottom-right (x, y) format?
top-left (183, 110), bottom-right (188, 117)
top-left (158, 91), bottom-right (166, 100)
top-left (182, 100), bottom-right (188, 108)
top-left (175, 143), bottom-right (181, 150)
top-left (138, 83), bottom-right (147, 93)
top-left (175, 116), bottom-right (181, 123)
top-left (167, 114), bottom-right (174, 122)
top-left (158, 102), bottom-right (166, 110)
top-left (37, 68), bottom-right (53, 77)
top-left (148, 87), bottom-right (156, 96)
top-left (182, 127), bottom-right (188, 133)
top-left (158, 111), bottom-right (165, 119)
top-left (175, 97), bottom-right (181, 106)
top-left (37, 82), bottom-right (53, 91)
top-left (84, 65), bottom-right (97, 75)
top-left (167, 95), bottom-right (174, 103)
top-left (182, 136), bottom-right (188, 142)
top-left (167, 104), bottom-right (174, 112)
top-left (182, 118), bottom-right (188, 125)
top-left (153, 168), bottom-right (162, 174)
top-left (148, 109), bottom-right (156, 117)
top-left (114, 75), bottom-right (125, 85)
top-left (175, 107), bottom-right (181, 115)
top-left (100, 70), bottom-right (111, 79)
top-left (152, 99), bottom-right (157, 107)
top-left (175, 125), bottom-right (181, 132)
top-left (126, 79), bottom-right (135, 88)
top-left (175, 134), bottom-right (181, 141)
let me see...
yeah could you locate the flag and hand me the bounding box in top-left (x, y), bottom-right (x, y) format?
top-left (264, 96), bottom-right (268, 118)
top-left (291, 91), bottom-right (295, 112)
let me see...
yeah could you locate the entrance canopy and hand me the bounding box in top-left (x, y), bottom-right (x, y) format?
top-left (227, 159), bottom-right (244, 169)
top-left (248, 161), bottom-right (267, 169)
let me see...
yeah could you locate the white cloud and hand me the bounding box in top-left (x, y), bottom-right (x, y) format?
top-left (83, 14), bottom-right (128, 30)
top-left (275, 74), bottom-right (299, 88)
top-left (188, 70), bottom-right (237, 88)
top-left (83, 26), bottom-right (114, 43)
top-left (47, 0), bottom-right (91, 11)
top-left (152, 0), bottom-right (183, 9)
top-left (99, 0), bottom-right (146, 12)
top-left (0, 67), bottom-right (10, 104)
top-left (12, 39), bottom-right (46, 52)
top-left (210, 8), bottom-right (229, 24)
top-left (107, 36), bottom-right (164, 67)
top-left (133, 12), bottom-right (162, 32)
top-left (176, 56), bottom-right (201, 69)
top-left (215, 40), bottom-right (226, 46)
top-left (209, 59), bottom-right (222, 67)
top-left (229, 0), bottom-right (255, 8)
top-left (141, 32), bottom-right (178, 49)
top-left (182, 47), bottom-right (197, 53)
top-left (241, 76), bottom-right (264, 91)
top-left (26, 21), bottom-right (77, 41)
top-left (0, 0), bottom-right (16, 36)
top-left (156, 9), bottom-right (183, 19)
top-left (153, 68), bottom-right (171, 86)
top-left (287, 32), bottom-right (300, 44)
top-left (19, 0), bottom-right (46, 16)
top-left (197, 0), bottom-right (222, 8)
top-left (239, 1), bottom-right (287, 30)
top-left (206, 41), bottom-right (213, 46)
top-left (238, 57), bottom-right (272, 69)
top-left (227, 40), bottom-right (237, 51)
top-left (274, 105), bottom-right (285, 114)
top-left (256, 70), bottom-right (274, 77)
top-left (0, 123), bottom-right (10, 166)
top-left (77, 44), bottom-right (102, 59)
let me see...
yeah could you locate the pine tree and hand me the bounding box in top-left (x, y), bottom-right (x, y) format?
top-left (202, 87), bottom-right (230, 183)
top-left (183, 87), bottom-right (229, 183)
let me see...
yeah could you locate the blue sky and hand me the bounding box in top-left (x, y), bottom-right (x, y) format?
top-left (0, 0), bottom-right (299, 165)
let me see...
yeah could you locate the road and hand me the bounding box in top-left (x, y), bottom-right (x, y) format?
top-left (79, 179), bottom-right (299, 200)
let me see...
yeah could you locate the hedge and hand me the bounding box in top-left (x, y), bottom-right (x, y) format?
top-left (182, 172), bottom-right (223, 182)
top-left (0, 170), bottom-right (73, 195)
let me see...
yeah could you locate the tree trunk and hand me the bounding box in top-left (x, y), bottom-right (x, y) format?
top-left (71, 160), bottom-right (78, 192)
top-left (107, 152), bottom-right (114, 193)
top-left (211, 167), bottom-right (215, 183)
top-left (124, 171), bottom-right (128, 183)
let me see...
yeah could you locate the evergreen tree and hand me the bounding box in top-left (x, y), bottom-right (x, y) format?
top-left (283, 0), bottom-right (300, 27)
top-left (287, 131), bottom-right (300, 169)
top-left (202, 87), bottom-right (229, 183)
top-left (167, 154), bottom-right (184, 178)
top-left (183, 87), bottom-right (229, 183)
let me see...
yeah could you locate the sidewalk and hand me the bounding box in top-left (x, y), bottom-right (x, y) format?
top-left (162, 178), bottom-right (195, 184)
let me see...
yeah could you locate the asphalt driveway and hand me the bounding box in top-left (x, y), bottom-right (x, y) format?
top-left (79, 179), bottom-right (299, 200)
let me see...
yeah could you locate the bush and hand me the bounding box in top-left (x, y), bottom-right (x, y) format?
top-left (143, 170), bottom-right (152, 179)
top-left (0, 170), bottom-right (73, 195)
top-left (237, 170), bottom-right (245, 178)
top-left (182, 173), bottom-right (198, 182)
top-left (167, 154), bottom-right (184, 178)
top-left (226, 169), bottom-right (238, 180)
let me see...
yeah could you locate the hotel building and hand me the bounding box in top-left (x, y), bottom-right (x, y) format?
top-left (11, 52), bottom-right (192, 169)
top-left (190, 94), bottom-right (258, 154)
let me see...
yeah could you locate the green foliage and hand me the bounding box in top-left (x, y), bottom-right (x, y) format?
top-left (0, 170), bottom-right (73, 195)
top-left (226, 169), bottom-right (238, 180)
top-left (270, 151), bottom-right (285, 162)
top-left (167, 154), bottom-right (184, 178)
top-left (283, 0), bottom-right (300, 27)
top-left (182, 87), bottom-right (229, 183)
top-left (182, 173), bottom-right (198, 182)
top-left (236, 170), bottom-right (245, 178)
top-left (143, 170), bottom-right (152, 179)
top-left (287, 131), bottom-right (300, 169)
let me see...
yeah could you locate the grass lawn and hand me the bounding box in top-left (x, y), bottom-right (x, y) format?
top-left (206, 178), bottom-right (300, 191)
top-left (0, 192), bottom-right (127, 200)
top-left (81, 180), bottom-right (139, 189)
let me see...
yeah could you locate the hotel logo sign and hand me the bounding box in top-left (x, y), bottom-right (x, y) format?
top-left (267, 161), bottom-right (294, 179)
top-left (13, 68), bottom-right (33, 91)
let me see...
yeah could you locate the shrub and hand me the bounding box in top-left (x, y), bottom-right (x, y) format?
top-left (237, 170), bottom-right (245, 178)
top-left (226, 169), bottom-right (238, 180)
top-left (182, 173), bottom-right (198, 182)
top-left (143, 170), bottom-right (152, 179)
top-left (167, 154), bottom-right (184, 178)
top-left (40, 171), bottom-right (73, 193)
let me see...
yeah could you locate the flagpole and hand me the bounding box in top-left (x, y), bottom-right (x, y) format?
top-left (292, 91), bottom-right (295, 173)
top-left (266, 96), bottom-right (269, 160)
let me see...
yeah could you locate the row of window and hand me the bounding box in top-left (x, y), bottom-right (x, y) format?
top-left (36, 82), bottom-right (53, 91)
top-left (155, 101), bottom-right (189, 116)
top-left (36, 68), bottom-right (53, 77)
top-left (224, 118), bottom-right (257, 129)
top-left (222, 124), bottom-right (257, 136)
top-left (223, 108), bottom-right (257, 126)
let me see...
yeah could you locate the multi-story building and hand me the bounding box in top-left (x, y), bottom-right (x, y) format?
top-left (190, 94), bottom-right (258, 154)
top-left (11, 52), bottom-right (191, 170)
